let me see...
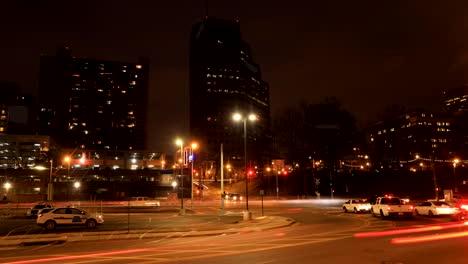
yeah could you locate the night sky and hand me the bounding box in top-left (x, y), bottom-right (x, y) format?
top-left (1, 0), bottom-right (468, 152)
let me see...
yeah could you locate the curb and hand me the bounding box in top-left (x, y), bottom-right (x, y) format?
top-left (0, 216), bottom-right (295, 247)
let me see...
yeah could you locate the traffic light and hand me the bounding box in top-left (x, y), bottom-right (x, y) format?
top-left (248, 169), bottom-right (255, 177)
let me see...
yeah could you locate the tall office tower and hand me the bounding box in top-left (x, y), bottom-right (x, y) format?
top-left (38, 47), bottom-right (149, 150)
top-left (189, 18), bottom-right (271, 172)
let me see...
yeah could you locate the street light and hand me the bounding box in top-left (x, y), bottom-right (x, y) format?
top-left (233, 112), bottom-right (258, 217)
top-left (175, 138), bottom-right (184, 215)
top-left (3, 182), bottom-right (11, 200)
top-left (74, 181), bottom-right (81, 200)
top-left (35, 160), bottom-right (54, 201)
top-left (453, 159), bottom-right (460, 193)
top-left (190, 142), bottom-right (198, 210)
top-left (64, 156), bottom-right (71, 179)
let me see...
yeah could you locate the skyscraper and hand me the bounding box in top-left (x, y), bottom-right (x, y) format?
top-left (189, 18), bottom-right (270, 172)
top-left (38, 47), bottom-right (149, 151)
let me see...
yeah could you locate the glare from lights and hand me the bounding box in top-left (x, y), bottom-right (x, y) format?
top-left (232, 113), bottom-right (242, 121)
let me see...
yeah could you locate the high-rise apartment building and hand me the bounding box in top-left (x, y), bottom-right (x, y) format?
top-left (444, 85), bottom-right (468, 114)
top-left (189, 18), bottom-right (271, 171)
top-left (38, 47), bottom-right (149, 150)
top-left (367, 111), bottom-right (454, 165)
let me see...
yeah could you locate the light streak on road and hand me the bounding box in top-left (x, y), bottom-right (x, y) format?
top-left (4, 248), bottom-right (157, 264)
top-left (392, 230), bottom-right (468, 244)
top-left (355, 221), bottom-right (468, 238)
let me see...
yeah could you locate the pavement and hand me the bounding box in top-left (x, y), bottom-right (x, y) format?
top-left (0, 210), bottom-right (296, 247)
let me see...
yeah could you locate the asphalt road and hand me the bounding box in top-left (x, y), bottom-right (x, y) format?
top-left (1, 200), bottom-right (467, 264)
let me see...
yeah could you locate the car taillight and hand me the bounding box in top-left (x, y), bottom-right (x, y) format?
top-left (38, 214), bottom-right (43, 218)
top-left (409, 206), bottom-right (414, 210)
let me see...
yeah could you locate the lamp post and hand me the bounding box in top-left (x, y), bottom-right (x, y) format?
top-left (233, 112), bottom-right (257, 216)
top-left (3, 182), bottom-right (11, 200)
top-left (48, 160), bottom-right (53, 201)
top-left (176, 139), bottom-right (185, 215)
top-left (190, 143), bottom-right (198, 210)
top-left (453, 159), bottom-right (460, 193)
top-left (64, 156), bottom-right (71, 179)
top-left (74, 181), bottom-right (81, 201)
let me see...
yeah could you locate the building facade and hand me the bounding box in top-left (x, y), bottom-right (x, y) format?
top-left (38, 47), bottom-right (149, 151)
top-left (189, 18), bottom-right (271, 174)
top-left (0, 82), bottom-right (36, 135)
top-left (367, 111), bottom-right (455, 167)
top-left (444, 85), bottom-right (468, 114)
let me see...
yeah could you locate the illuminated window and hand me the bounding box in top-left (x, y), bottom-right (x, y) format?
top-left (207, 74), bottom-right (211, 77)
top-left (446, 122), bottom-right (450, 126)
top-left (390, 128), bottom-right (394, 132)
top-left (81, 123), bottom-right (86, 126)
top-left (130, 81), bottom-right (136, 85)
top-left (136, 65), bottom-right (142, 69)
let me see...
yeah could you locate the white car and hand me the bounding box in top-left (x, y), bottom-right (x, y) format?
top-left (414, 201), bottom-right (459, 217)
top-left (342, 199), bottom-right (371, 213)
top-left (37, 207), bottom-right (104, 230)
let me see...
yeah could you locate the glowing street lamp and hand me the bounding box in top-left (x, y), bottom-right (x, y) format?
top-left (190, 142), bottom-right (198, 210)
top-left (175, 138), bottom-right (184, 215)
top-left (232, 112), bottom-right (258, 216)
top-left (453, 159), bottom-right (460, 192)
top-left (35, 160), bottom-right (54, 201)
top-left (64, 156), bottom-right (71, 179)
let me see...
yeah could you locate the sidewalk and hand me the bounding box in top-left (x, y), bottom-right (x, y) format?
top-left (0, 213), bottom-right (296, 247)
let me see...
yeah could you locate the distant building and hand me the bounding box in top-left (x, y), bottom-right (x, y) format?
top-left (189, 18), bottom-right (271, 172)
top-left (367, 111), bottom-right (455, 167)
top-left (444, 85), bottom-right (468, 158)
top-left (0, 134), bottom-right (50, 169)
top-left (0, 82), bottom-right (36, 134)
top-left (38, 47), bottom-right (149, 151)
top-left (444, 85), bottom-right (468, 114)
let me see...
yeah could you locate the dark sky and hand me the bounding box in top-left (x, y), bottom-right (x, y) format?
top-left (1, 0), bottom-right (468, 152)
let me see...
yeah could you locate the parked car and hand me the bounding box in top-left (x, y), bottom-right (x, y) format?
top-left (414, 201), bottom-right (459, 217)
top-left (342, 199), bottom-right (371, 213)
top-left (37, 207), bottom-right (54, 216)
top-left (371, 196), bottom-right (414, 219)
top-left (26, 203), bottom-right (53, 218)
top-left (37, 207), bottom-right (104, 231)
